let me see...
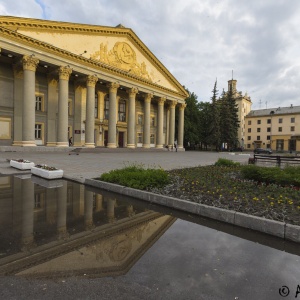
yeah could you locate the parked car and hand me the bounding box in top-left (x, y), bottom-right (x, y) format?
top-left (254, 148), bottom-right (272, 154)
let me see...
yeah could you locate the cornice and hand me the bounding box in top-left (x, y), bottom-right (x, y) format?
top-left (0, 16), bottom-right (188, 99)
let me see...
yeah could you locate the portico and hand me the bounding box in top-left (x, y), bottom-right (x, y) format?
top-left (0, 16), bottom-right (187, 149)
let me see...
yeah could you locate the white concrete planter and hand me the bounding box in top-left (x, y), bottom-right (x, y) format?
top-left (10, 160), bottom-right (35, 170)
top-left (31, 175), bottom-right (64, 188)
top-left (31, 166), bottom-right (64, 179)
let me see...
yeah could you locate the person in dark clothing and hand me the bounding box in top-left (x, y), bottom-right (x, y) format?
top-left (69, 137), bottom-right (73, 146)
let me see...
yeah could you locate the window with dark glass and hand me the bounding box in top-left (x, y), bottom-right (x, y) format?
top-left (35, 124), bottom-right (42, 139)
top-left (248, 128), bottom-right (251, 133)
top-left (278, 127), bottom-right (282, 132)
top-left (35, 96), bottom-right (43, 111)
top-left (257, 120), bottom-right (261, 124)
top-left (267, 119), bottom-right (271, 124)
top-left (291, 117), bottom-right (295, 123)
top-left (247, 136), bottom-right (251, 140)
top-left (291, 126), bottom-right (295, 132)
top-left (104, 96), bottom-right (109, 120)
top-left (257, 136), bottom-right (260, 140)
top-left (279, 118), bottom-right (283, 123)
top-left (257, 128), bottom-right (261, 132)
top-left (248, 120), bottom-right (251, 125)
top-left (267, 135), bottom-right (270, 140)
top-left (118, 100), bottom-right (126, 122)
top-left (267, 127), bottom-right (271, 132)
top-left (95, 93), bottom-right (98, 118)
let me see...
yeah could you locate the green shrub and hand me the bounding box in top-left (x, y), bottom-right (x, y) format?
top-left (97, 163), bottom-right (170, 190)
top-left (241, 165), bottom-right (300, 187)
top-left (214, 158), bottom-right (240, 167)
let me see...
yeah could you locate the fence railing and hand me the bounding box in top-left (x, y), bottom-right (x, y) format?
top-left (251, 154), bottom-right (300, 167)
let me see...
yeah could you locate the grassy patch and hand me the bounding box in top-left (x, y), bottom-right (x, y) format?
top-left (96, 163), bottom-right (170, 190)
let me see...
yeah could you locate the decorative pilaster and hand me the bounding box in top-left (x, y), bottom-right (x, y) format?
top-left (85, 75), bottom-right (98, 148)
top-left (22, 55), bottom-right (39, 146)
top-left (156, 97), bottom-right (166, 148)
top-left (127, 88), bottom-right (138, 148)
top-left (12, 64), bottom-right (23, 146)
top-left (168, 100), bottom-right (177, 148)
top-left (57, 66), bottom-right (72, 147)
top-left (46, 74), bottom-right (59, 146)
top-left (143, 93), bottom-right (153, 148)
top-left (178, 103), bottom-right (186, 149)
top-left (107, 82), bottom-right (119, 148)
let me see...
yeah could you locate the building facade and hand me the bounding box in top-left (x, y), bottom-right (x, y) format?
top-left (245, 106), bottom-right (300, 152)
top-left (0, 16), bottom-right (187, 149)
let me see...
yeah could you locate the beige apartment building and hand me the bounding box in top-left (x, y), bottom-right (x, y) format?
top-left (0, 16), bottom-right (187, 149)
top-left (244, 106), bottom-right (300, 152)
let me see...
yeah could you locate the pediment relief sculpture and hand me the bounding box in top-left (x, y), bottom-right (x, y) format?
top-left (91, 42), bottom-right (153, 82)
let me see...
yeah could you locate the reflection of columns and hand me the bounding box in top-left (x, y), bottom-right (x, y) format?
top-left (57, 66), bottom-right (72, 147)
top-left (127, 88), bottom-right (138, 148)
top-left (85, 75), bottom-right (98, 148)
top-left (21, 179), bottom-right (35, 250)
top-left (107, 198), bottom-right (116, 223)
top-left (143, 93), bottom-right (153, 148)
top-left (57, 182), bottom-right (69, 239)
top-left (107, 82), bottom-right (119, 148)
top-left (94, 194), bottom-right (103, 212)
top-left (168, 101), bottom-right (176, 147)
top-left (22, 55), bottom-right (39, 146)
top-left (156, 97), bottom-right (165, 148)
top-left (126, 205), bottom-right (135, 217)
top-left (84, 190), bottom-right (94, 230)
top-left (178, 103), bottom-right (186, 149)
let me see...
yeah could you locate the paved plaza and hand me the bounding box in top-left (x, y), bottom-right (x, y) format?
top-left (0, 148), bottom-right (250, 182)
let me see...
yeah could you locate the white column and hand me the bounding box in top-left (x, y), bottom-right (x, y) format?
top-left (178, 103), bottom-right (186, 149)
top-left (156, 97), bottom-right (166, 148)
top-left (22, 55), bottom-right (39, 146)
top-left (57, 66), bottom-right (72, 147)
top-left (57, 181), bottom-right (69, 239)
top-left (107, 82), bottom-right (119, 148)
top-left (85, 75), bottom-right (98, 148)
top-left (127, 88), bottom-right (138, 148)
top-left (84, 190), bottom-right (94, 230)
top-left (143, 93), bottom-right (153, 148)
top-left (168, 100), bottom-right (176, 148)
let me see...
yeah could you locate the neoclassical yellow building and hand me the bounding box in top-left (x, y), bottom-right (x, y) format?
top-left (0, 16), bottom-right (187, 149)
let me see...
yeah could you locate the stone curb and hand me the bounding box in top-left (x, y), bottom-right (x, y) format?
top-left (84, 178), bottom-right (300, 243)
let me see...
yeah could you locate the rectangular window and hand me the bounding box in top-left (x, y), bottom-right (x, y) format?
top-left (267, 135), bottom-right (270, 140)
top-left (248, 128), bottom-right (251, 133)
top-left (94, 93), bottom-right (98, 118)
top-left (279, 118), bottom-right (283, 123)
top-left (267, 127), bottom-right (271, 132)
top-left (257, 120), bottom-right (261, 124)
top-left (276, 139), bottom-right (284, 151)
top-left (257, 136), bottom-right (260, 140)
top-left (247, 144), bottom-right (251, 149)
top-left (257, 128), bottom-right (261, 132)
top-left (267, 119), bottom-right (271, 124)
top-left (137, 114), bottom-right (143, 125)
top-left (118, 100), bottom-right (126, 122)
top-left (248, 120), bottom-right (251, 125)
top-left (35, 95), bottom-right (43, 111)
top-left (137, 132), bottom-right (143, 143)
top-left (291, 126), bottom-right (295, 132)
top-left (35, 124), bottom-right (42, 139)
top-left (104, 96), bottom-right (109, 120)
top-left (247, 136), bottom-right (251, 141)
top-left (291, 117), bottom-right (295, 123)
top-left (278, 127), bottom-right (282, 132)
top-left (150, 133), bottom-right (155, 144)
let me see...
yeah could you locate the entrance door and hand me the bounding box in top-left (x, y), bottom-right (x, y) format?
top-left (104, 130), bottom-right (108, 147)
top-left (118, 132), bottom-right (124, 148)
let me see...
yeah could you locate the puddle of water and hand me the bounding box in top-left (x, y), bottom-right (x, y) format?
top-left (0, 174), bottom-right (300, 299)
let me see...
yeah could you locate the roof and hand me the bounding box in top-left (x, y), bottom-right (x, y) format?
top-left (246, 105), bottom-right (300, 117)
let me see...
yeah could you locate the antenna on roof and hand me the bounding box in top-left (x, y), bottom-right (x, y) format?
top-left (232, 70), bottom-right (233, 79)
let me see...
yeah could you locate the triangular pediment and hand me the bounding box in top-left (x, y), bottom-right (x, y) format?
top-left (0, 16), bottom-right (188, 98)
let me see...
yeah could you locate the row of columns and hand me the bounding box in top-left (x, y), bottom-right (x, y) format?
top-left (18, 55), bottom-right (186, 148)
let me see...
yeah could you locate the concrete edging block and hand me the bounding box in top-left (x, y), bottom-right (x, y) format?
top-left (198, 204), bottom-right (235, 224)
top-left (285, 224), bottom-right (300, 243)
top-left (235, 212), bottom-right (285, 238)
top-left (85, 179), bottom-right (125, 194)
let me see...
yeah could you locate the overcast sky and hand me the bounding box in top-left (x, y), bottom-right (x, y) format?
top-left (1, 0), bottom-right (299, 109)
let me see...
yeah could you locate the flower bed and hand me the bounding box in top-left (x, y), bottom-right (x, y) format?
top-left (10, 159), bottom-right (35, 170)
top-left (31, 164), bottom-right (63, 179)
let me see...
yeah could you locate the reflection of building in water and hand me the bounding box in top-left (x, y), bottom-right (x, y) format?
top-left (0, 175), bottom-right (175, 277)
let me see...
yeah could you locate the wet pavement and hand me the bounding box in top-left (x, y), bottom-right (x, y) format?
top-left (0, 173), bottom-right (300, 300)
